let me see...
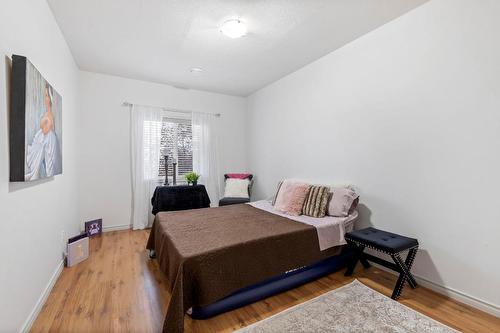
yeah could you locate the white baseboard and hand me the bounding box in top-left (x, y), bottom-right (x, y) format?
top-left (370, 263), bottom-right (500, 318)
top-left (102, 224), bottom-right (131, 232)
top-left (414, 273), bottom-right (500, 318)
top-left (21, 260), bottom-right (64, 333)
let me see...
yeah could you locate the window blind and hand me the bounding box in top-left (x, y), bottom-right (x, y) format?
top-left (158, 117), bottom-right (193, 178)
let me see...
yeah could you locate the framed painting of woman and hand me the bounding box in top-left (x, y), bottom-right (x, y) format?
top-left (10, 55), bottom-right (62, 182)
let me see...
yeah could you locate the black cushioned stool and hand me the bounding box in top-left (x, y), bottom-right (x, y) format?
top-left (344, 227), bottom-right (419, 299)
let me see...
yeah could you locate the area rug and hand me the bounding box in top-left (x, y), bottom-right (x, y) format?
top-left (236, 280), bottom-right (458, 333)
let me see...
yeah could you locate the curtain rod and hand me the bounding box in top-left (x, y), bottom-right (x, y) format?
top-left (122, 102), bottom-right (221, 117)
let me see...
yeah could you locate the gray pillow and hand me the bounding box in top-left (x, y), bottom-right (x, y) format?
top-left (328, 187), bottom-right (359, 217)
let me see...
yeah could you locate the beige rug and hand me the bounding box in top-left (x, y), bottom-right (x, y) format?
top-left (236, 280), bottom-right (458, 333)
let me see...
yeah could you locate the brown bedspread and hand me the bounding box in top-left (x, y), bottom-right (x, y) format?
top-left (146, 203), bottom-right (341, 333)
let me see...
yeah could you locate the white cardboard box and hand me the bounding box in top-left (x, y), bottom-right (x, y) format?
top-left (67, 235), bottom-right (89, 267)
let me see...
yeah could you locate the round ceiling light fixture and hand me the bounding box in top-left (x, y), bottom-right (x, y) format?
top-left (220, 19), bottom-right (247, 38)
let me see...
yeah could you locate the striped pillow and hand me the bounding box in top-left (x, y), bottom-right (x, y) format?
top-left (302, 185), bottom-right (330, 218)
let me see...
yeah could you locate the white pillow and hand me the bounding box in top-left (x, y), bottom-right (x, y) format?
top-left (224, 178), bottom-right (250, 198)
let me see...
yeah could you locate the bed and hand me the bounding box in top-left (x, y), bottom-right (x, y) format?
top-left (146, 200), bottom-right (357, 333)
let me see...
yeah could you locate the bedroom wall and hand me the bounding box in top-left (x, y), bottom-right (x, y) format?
top-left (0, 0), bottom-right (80, 331)
top-left (78, 71), bottom-right (247, 230)
top-left (247, 0), bottom-right (500, 315)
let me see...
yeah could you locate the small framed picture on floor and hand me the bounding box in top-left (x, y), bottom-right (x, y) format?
top-left (85, 219), bottom-right (102, 237)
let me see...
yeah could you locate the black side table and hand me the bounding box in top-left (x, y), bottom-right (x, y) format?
top-left (344, 227), bottom-right (419, 299)
top-left (151, 184), bottom-right (210, 215)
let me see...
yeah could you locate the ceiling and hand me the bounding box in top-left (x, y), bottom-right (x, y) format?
top-left (48, 0), bottom-right (428, 96)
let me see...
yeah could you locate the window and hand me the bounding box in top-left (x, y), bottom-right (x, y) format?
top-left (158, 117), bottom-right (193, 179)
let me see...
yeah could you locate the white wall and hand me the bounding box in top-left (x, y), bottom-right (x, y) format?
top-left (0, 0), bottom-right (80, 331)
top-left (78, 71), bottom-right (247, 229)
top-left (247, 0), bottom-right (500, 313)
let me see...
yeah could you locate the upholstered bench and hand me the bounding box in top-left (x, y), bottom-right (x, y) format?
top-left (344, 227), bottom-right (419, 299)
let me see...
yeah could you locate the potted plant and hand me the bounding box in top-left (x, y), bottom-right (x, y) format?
top-left (185, 172), bottom-right (200, 186)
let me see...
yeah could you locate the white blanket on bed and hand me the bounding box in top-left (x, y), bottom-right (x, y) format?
top-left (248, 200), bottom-right (357, 251)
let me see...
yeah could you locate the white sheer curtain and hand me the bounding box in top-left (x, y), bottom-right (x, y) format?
top-left (192, 112), bottom-right (221, 206)
top-left (130, 105), bottom-right (162, 230)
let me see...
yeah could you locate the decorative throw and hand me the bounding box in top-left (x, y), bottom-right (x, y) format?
top-left (273, 180), bottom-right (311, 216)
top-left (302, 185), bottom-right (330, 218)
top-left (226, 173), bottom-right (252, 179)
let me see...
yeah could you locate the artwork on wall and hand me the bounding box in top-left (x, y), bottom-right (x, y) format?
top-left (10, 55), bottom-right (62, 182)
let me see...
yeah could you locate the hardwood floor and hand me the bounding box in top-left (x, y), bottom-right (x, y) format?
top-left (32, 229), bottom-right (500, 333)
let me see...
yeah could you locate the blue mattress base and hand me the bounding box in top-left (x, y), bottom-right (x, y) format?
top-left (189, 249), bottom-right (355, 320)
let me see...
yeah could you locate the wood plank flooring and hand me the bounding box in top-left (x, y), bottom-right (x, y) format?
top-left (31, 229), bottom-right (500, 332)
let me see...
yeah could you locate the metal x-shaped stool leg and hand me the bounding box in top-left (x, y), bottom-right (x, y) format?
top-left (344, 242), bottom-right (370, 277)
top-left (391, 247), bottom-right (418, 299)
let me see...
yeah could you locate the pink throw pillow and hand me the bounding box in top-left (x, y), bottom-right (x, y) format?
top-left (274, 180), bottom-right (311, 216)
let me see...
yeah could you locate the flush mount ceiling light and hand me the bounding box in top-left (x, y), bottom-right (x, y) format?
top-left (220, 19), bottom-right (247, 38)
top-left (190, 67), bottom-right (203, 74)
